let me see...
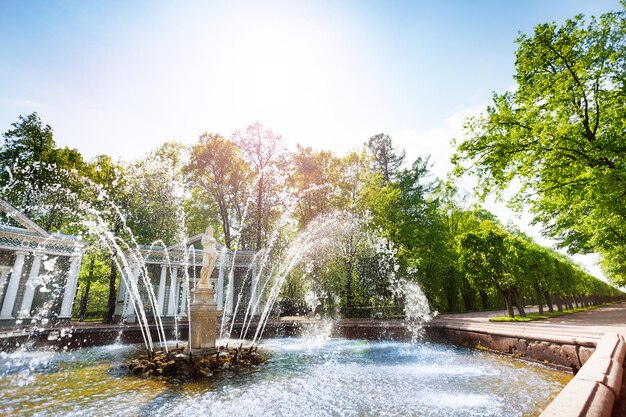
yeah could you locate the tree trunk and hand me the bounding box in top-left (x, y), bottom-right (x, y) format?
top-left (105, 258), bottom-right (117, 323)
top-left (502, 289), bottom-right (514, 318)
top-left (544, 291), bottom-right (554, 313)
top-left (79, 280), bottom-right (91, 322)
top-left (345, 259), bottom-right (353, 309)
top-left (554, 294), bottom-right (563, 313)
top-left (79, 256), bottom-right (96, 321)
top-left (105, 220), bottom-right (121, 323)
top-left (534, 283), bottom-right (544, 316)
top-left (479, 290), bottom-right (489, 311)
top-left (255, 177), bottom-right (264, 251)
top-left (218, 197), bottom-right (231, 249)
top-left (460, 277), bottom-right (475, 311)
top-left (444, 281), bottom-right (457, 312)
top-left (513, 288), bottom-right (526, 317)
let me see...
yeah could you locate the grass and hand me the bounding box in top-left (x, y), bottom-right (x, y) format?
top-left (71, 316), bottom-right (106, 323)
top-left (489, 304), bottom-right (604, 322)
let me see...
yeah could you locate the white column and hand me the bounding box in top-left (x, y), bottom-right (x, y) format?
top-left (59, 255), bottom-right (82, 319)
top-left (216, 265), bottom-right (224, 311)
top-left (179, 279), bottom-right (188, 315)
top-left (117, 274), bottom-right (127, 302)
top-left (114, 270), bottom-right (127, 316)
top-left (18, 253), bottom-right (43, 318)
top-left (0, 251), bottom-right (28, 319)
top-left (227, 270), bottom-right (235, 314)
top-left (167, 267), bottom-right (178, 316)
top-left (250, 266), bottom-right (258, 315)
top-left (157, 265), bottom-right (167, 315)
top-left (123, 266), bottom-right (140, 319)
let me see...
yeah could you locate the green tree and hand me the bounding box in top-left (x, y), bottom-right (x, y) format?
top-left (74, 248), bottom-right (111, 321)
top-left (367, 156), bottom-right (454, 311)
top-left (233, 122), bottom-right (287, 250)
top-left (125, 142), bottom-right (188, 245)
top-left (458, 229), bottom-right (519, 317)
top-left (453, 7), bottom-right (626, 286)
top-left (365, 133), bottom-right (406, 184)
top-left (82, 154), bottom-right (128, 323)
top-left (186, 133), bottom-right (250, 248)
top-left (0, 112), bottom-right (85, 232)
top-left (288, 145), bottom-right (338, 229)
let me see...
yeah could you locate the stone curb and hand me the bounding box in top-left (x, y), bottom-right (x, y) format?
top-left (430, 320), bottom-right (601, 347)
top-left (540, 379), bottom-right (614, 417)
top-left (540, 332), bottom-right (625, 417)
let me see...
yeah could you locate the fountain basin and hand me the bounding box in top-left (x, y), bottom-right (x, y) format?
top-left (0, 337), bottom-right (571, 416)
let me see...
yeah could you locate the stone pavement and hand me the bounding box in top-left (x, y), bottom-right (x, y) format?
top-left (434, 302), bottom-right (626, 338)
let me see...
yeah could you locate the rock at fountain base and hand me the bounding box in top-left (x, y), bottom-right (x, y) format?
top-left (124, 344), bottom-right (266, 382)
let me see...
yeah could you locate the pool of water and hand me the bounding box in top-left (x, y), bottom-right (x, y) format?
top-left (0, 338), bottom-right (571, 417)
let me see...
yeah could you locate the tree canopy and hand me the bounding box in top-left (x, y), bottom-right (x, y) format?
top-left (453, 6), bottom-right (626, 286)
top-left (2, 106), bottom-right (622, 321)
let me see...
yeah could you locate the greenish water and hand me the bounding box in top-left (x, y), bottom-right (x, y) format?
top-left (0, 338), bottom-right (571, 417)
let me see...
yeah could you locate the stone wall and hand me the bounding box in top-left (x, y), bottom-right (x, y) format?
top-left (426, 325), bottom-right (596, 371)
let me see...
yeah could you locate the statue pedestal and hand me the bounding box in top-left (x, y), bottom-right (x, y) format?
top-left (189, 283), bottom-right (218, 354)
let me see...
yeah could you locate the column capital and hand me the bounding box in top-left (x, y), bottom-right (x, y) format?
top-left (14, 250), bottom-right (29, 256)
top-left (68, 253), bottom-right (82, 261)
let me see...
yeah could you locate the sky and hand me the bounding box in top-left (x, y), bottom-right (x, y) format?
top-left (0, 0), bottom-right (622, 282)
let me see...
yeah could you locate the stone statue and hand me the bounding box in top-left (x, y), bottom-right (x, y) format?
top-left (189, 225), bottom-right (219, 352)
top-left (200, 226), bottom-right (217, 286)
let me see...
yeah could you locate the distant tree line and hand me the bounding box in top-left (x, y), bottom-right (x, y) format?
top-left (0, 111), bottom-right (621, 322)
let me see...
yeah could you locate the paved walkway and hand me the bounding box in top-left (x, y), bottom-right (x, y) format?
top-left (433, 302), bottom-right (626, 339)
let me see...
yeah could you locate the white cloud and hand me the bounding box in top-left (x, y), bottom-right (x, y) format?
top-left (390, 103), bottom-right (485, 180)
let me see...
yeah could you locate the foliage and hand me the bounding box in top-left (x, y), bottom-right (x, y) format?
top-left (2, 112), bottom-right (622, 320)
top-left (0, 112), bottom-right (85, 232)
top-left (186, 133), bottom-right (250, 248)
top-left (365, 133), bottom-right (405, 184)
top-left (124, 142), bottom-right (188, 245)
top-left (287, 145), bottom-right (337, 229)
top-left (452, 7), bottom-right (626, 286)
top-left (232, 122), bottom-right (287, 250)
top-left (72, 249), bottom-right (113, 320)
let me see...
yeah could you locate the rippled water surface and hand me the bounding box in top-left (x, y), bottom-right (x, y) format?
top-left (0, 338), bottom-right (571, 417)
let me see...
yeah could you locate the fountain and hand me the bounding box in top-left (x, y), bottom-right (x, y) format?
top-left (0, 175), bottom-right (571, 414)
top-left (188, 227), bottom-right (218, 353)
top-left (122, 227), bottom-right (268, 381)
top-left (0, 207), bottom-right (573, 415)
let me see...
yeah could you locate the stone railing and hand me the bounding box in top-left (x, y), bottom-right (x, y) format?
top-left (540, 332), bottom-right (625, 417)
